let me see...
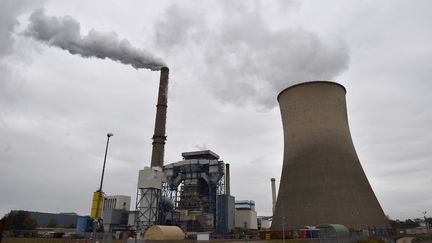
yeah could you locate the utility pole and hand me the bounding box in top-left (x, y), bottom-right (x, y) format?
top-left (92, 133), bottom-right (113, 243)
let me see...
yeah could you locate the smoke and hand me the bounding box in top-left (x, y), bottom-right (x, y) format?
top-left (155, 1), bottom-right (349, 109)
top-left (25, 9), bottom-right (166, 71)
top-left (0, 0), bottom-right (43, 108)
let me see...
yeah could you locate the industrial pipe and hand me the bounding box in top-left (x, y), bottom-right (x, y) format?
top-left (150, 67), bottom-right (169, 168)
top-left (225, 164), bottom-right (231, 195)
top-left (271, 178), bottom-right (276, 214)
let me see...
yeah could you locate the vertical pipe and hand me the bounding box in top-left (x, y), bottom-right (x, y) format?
top-left (271, 178), bottom-right (276, 214)
top-left (225, 164), bottom-right (231, 195)
top-left (150, 67), bottom-right (169, 168)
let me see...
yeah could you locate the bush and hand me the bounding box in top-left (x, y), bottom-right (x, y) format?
top-left (1, 211), bottom-right (38, 230)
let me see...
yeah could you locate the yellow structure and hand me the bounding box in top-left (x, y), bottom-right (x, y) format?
top-left (143, 225), bottom-right (185, 241)
top-left (90, 191), bottom-right (104, 219)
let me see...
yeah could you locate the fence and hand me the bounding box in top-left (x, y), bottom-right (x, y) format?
top-left (1, 238), bottom-right (127, 243)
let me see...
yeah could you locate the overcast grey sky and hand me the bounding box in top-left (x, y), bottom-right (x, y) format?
top-left (1, 0), bottom-right (431, 220)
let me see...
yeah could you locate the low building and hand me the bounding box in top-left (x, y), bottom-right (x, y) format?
top-left (27, 211), bottom-right (79, 228)
top-left (257, 216), bottom-right (271, 230)
top-left (406, 227), bottom-right (428, 234)
top-left (104, 195), bottom-right (131, 210)
top-left (102, 195), bottom-right (131, 232)
top-left (235, 200), bottom-right (257, 230)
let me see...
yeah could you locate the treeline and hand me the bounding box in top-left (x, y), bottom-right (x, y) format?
top-left (1, 210), bottom-right (37, 230)
top-left (388, 217), bottom-right (432, 230)
top-left (1, 211), bottom-right (77, 231)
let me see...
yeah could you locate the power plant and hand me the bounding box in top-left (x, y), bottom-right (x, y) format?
top-left (115, 79), bottom-right (391, 240)
top-left (3, 72), bottom-right (395, 241)
top-left (271, 81), bottom-right (390, 231)
top-left (133, 68), bottom-right (236, 240)
top-left (11, 10), bottom-right (401, 242)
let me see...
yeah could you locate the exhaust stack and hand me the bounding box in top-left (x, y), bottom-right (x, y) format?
top-left (150, 67), bottom-right (169, 168)
top-left (271, 178), bottom-right (276, 214)
top-left (225, 164), bottom-right (231, 195)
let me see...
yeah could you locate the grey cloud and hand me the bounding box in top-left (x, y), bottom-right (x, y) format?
top-left (0, 0), bottom-right (42, 108)
top-left (0, 0), bottom-right (44, 57)
top-left (1, 0), bottom-right (430, 221)
top-left (154, 4), bottom-right (204, 49)
top-left (0, 1), bottom-right (18, 57)
top-left (154, 0), bottom-right (349, 109)
top-left (25, 9), bottom-right (166, 71)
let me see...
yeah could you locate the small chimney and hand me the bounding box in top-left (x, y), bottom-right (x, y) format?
top-left (150, 67), bottom-right (169, 168)
top-left (271, 178), bottom-right (276, 214)
top-left (225, 164), bottom-right (231, 196)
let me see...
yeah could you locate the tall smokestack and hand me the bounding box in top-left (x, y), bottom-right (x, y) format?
top-left (271, 178), bottom-right (276, 214)
top-left (225, 164), bottom-right (231, 195)
top-left (150, 67), bottom-right (169, 168)
top-left (271, 81), bottom-right (390, 230)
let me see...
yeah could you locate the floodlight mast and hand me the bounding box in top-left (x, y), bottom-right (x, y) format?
top-left (92, 132), bottom-right (113, 242)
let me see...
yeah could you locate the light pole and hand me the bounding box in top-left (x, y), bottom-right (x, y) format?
top-left (92, 133), bottom-right (113, 242)
top-left (422, 211), bottom-right (429, 233)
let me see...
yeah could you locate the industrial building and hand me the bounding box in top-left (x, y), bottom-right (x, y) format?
top-left (91, 67), bottom-right (390, 240)
top-left (271, 81), bottom-right (390, 231)
top-left (102, 195), bottom-right (131, 233)
top-left (103, 195), bottom-right (131, 211)
top-left (26, 211), bottom-right (79, 228)
top-left (234, 200), bottom-right (258, 230)
top-left (162, 150), bottom-right (229, 233)
top-left (257, 216), bottom-right (271, 230)
top-left (132, 149), bottom-right (236, 237)
top-left (129, 72), bottom-right (391, 239)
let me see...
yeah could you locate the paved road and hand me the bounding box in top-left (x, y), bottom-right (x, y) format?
top-left (396, 237), bottom-right (415, 243)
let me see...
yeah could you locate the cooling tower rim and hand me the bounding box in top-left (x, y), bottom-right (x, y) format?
top-left (277, 81), bottom-right (346, 101)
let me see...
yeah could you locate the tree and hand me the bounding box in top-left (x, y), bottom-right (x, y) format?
top-left (1, 210), bottom-right (38, 230)
top-left (47, 219), bottom-right (57, 228)
top-left (389, 219), bottom-right (401, 230)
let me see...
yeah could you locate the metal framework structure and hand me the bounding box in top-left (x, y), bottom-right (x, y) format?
top-left (134, 188), bottom-right (161, 234)
top-left (159, 182), bottom-right (180, 225)
top-left (134, 167), bottom-right (164, 238)
top-left (161, 157), bottom-right (225, 232)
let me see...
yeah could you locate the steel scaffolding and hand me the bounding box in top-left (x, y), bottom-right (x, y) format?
top-left (161, 158), bottom-right (225, 232)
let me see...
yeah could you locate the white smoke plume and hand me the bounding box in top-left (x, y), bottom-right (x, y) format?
top-left (155, 1), bottom-right (350, 109)
top-left (25, 9), bottom-right (166, 71)
top-left (0, 0), bottom-right (44, 108)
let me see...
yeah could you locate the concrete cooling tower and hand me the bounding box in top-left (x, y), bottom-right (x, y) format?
top-left (271, 81), bottom-right (390, 230)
